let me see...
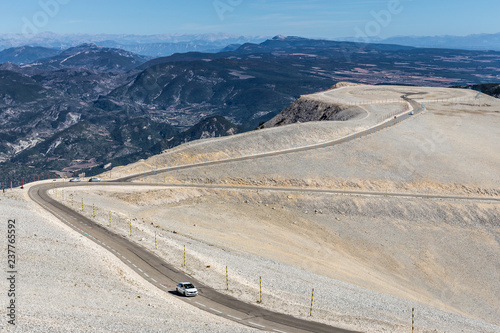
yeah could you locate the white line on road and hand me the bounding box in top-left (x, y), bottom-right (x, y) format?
top-left (210, 308), bottom-right (222, 314)
top-left (151, 278), bottom-right (157, 283)
top-left (144, 273), bottom-right (149, 277)
top-left (195, 302), bottom-right (206, 307)
top-left (273, 329), bottom-right (288, 333)
top-left (248, 322), bottom-right (265, 328)
top-left (227, 315), bottom-right (242, 320)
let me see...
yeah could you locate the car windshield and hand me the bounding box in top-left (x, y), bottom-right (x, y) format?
top-left (184, 284), bottom-right (195, 289)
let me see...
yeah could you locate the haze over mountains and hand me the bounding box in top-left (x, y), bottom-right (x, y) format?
top-left (3, 31), bottom-right (500, 58)
top-left (0, 32), bottom-right (268, 57)
top-left (342, 32), bottom-right (500, 51)
top-left (1, 35), bottom-right (500, 184)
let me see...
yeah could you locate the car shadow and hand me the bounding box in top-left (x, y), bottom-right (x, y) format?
top-left (168, 290), bottom-right (183, 297)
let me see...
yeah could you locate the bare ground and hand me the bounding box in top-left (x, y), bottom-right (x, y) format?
top-left (20, 84), bottom-right (500, 332)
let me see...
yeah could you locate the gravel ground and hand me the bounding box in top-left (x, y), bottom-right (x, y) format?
top-left (11, 85), bottom-right (498, 333)
top-left (109, 100), bottom-right (410, 180)
top-left (111, 86), bottom-right (499, 197)
top-left (130, 93), bottom-right (500, 197)
top-left (316, 85), bottom-right (479, 105)
top-left (80, 85), bottom-right (500, 332)
top-left (53, 185), bottom-right (500, 333)
top-left (0, 190), bottom-right (258, 333)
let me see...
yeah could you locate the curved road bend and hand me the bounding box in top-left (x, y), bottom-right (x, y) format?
top-left (29, 183), bottom-right (357, 333)
top-left (120, 96), bottom-right (423, 183)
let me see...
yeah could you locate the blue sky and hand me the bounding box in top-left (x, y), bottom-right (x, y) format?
top-left (1, 0), bottom-right (499, 38)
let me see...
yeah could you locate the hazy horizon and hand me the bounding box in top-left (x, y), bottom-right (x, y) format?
top-left (1, 0), bottom-right (499, 40)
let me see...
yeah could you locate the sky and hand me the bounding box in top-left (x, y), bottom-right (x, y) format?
top-left (1, 0), bottom-right (499, 38)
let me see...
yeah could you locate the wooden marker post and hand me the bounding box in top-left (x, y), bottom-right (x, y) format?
top-left (310, 288), bottom-right (315, 316)
top-left (259, 276), bottom-right (262, 303)
top-left (412, 308), bottom-right (415, 333)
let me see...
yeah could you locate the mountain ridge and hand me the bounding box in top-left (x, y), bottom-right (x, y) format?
top-left (0, 46), bottom-right (62, 65)
top-left (0, 32), bottom-right (268, 57)
top-left (26, 43), bottom-right (150, 72)
top-left (341, 31), bottom-right (500, 51)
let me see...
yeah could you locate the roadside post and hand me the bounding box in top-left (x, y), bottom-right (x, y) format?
top-left (310, 288), bottom-right (315, 316)
top-left (259, 276), bottom-right (262, 303)
top-left (412, 308), bottom-right (415, 333)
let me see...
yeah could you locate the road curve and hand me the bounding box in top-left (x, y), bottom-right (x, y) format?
top-left (120, 96), bottom-right (423, 183)
top-left (29, 182), bottom-right (358, 333)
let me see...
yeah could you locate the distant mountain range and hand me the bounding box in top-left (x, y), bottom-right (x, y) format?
top-left (4, 32), bottom-right (500, 57)
top-left (1, 35), bottom-right (500, 184)
top-left (28, 43), bottom-right (150, 72)
top-left (341, 32), bottom-right (500, 51)
top-left (0, 46), bottom-right (62, 65)
top-left (0, 32), bottom-right (268, 57)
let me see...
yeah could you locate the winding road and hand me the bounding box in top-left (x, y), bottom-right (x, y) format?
top-left (29, 182), bottom-right (356, 333)
top-left (27, 94), bottom-right (496, 332)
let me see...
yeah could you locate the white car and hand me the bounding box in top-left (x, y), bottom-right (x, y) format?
top-left (69, 178), bottom-right (81, 182)
top-left (176, 282), bottom-right (198, 297)
top-left (88, 177), bottom-right (101, 182)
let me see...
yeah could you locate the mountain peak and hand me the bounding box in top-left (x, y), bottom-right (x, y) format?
top-left (272, 35), bottom-right (287, 40)
top-left (0, 62), bottom-right (20, 71)
top-left (68, 43), bottom-right (100, 51)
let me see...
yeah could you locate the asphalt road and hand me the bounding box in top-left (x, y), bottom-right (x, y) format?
top-left (29, 182), bottom-right (358, 333)
top-left (120, 96), bottom-right (423, 183)
top-left (28, 179), bottom-right (498, 332)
